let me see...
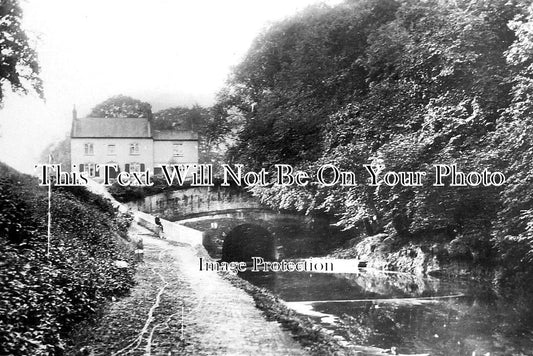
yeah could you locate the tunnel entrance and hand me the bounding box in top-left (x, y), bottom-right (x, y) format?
top-left (221, 223), bottom-right (276, 262)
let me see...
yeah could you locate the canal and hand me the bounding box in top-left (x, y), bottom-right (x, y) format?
top-left (178, 209), bottom-right (533, 356)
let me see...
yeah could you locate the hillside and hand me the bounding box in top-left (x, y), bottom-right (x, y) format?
top-left (213, 0), bottom-right (533, 285)
top-left (0, 162), bottom-right (136, 355)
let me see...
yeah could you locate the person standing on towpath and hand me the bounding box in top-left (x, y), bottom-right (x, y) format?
top-left (155, 215), bottom-right (165, 239)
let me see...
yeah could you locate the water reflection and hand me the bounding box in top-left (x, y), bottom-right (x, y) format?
top-left (241, 270), bottom-right (533, 356)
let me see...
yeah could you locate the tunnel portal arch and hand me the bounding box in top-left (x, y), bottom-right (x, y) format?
top-left (221, 223), bottom-right (276, 262)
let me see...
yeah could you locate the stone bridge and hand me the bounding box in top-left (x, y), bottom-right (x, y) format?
top-left (126, 186), bottom-right (261, 220)
top-left (134, 207), bottom-right (285, 265)
top-left (176, 209), bottom-right (342, 261)
top-left (127, 186), bottom-right (348, 263)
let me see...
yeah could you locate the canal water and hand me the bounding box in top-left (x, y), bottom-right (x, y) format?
top-left (179, 210), bottom-right (533, 356)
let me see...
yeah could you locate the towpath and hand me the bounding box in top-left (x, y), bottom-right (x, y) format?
top-left (75, 222), bottom-right (309, 356)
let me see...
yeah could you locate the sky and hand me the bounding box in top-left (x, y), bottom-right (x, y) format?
top-left (0, 0), bottom-right (341, 174)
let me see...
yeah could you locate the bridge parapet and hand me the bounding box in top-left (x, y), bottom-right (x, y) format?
top-left (127, 187), bottom-right (261, 220)
top-left (134, 210), bottom-right (203, 246)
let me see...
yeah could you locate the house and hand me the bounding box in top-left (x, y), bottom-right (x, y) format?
top-left (70, 110), bottom-right (198, 179)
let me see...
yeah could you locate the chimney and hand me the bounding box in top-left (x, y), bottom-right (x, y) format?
top-left (72, 105), bottom-right (77, 120)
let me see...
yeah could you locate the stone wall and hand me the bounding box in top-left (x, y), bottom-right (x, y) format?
top-left (127, 186), bottom-right (262, 220)
top-left (134, 210), bottom-right (203, 246)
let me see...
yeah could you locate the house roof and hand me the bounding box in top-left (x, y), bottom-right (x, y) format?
top-left (71, 117), bottom-right (198, 141)
top-left (153, 130), bottom-right (198, 140)
top-left (72, 117), bottom-right (151, 138)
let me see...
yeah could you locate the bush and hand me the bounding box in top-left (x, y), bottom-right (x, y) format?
top-left (0, 167), bottom-right (136, 355)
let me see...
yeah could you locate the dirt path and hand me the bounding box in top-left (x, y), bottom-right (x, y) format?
top-left (77, 223), bottom-right (308, 356)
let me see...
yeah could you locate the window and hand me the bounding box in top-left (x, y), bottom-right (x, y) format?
top-left (126, 162), bottom-right (145, 173)
top-left (81, 163), bottom-right (98, 177)
top-left (107, 144), bottom-right (116, 155)
top-left (130, 143), bottom-right (139, 155)
top-left (84, 143), bottom-right (94, 155)
top-left (172, 143), bottom-right (183, 157)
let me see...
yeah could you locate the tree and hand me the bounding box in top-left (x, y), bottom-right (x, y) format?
top-left (152, 105), bottom-right (208, 131)
top-left (0, 0), bottom-right (43, 105)
top-left (319, 0), bottom-right (517, 236)
top-left (490, 2), bottom-right (533, 278)
top-left (218, 0), bottom-right (521, 248)
top-left (88, 95), bottom-right (152, 118)
top-left (216, 0), bottom-right (400, 169)
top-left (39, 137), bottom-right (71, 168)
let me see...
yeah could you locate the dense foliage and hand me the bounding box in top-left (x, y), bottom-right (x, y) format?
top-left (0, 164), bottom-right (135, 355)
top-left (88, 94), bottom-right (153, 119)
top-left (152, 105), bottom-right (208, 131)
top-left (0, 0), bottom-right (43, 104)
top-left (108, 175), bottom-right (192, 203)
top-left (214, 0), bottom-right (533, 278)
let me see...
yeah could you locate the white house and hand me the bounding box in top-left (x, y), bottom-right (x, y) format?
top-left (70, 113), bottom-right (198, 179)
